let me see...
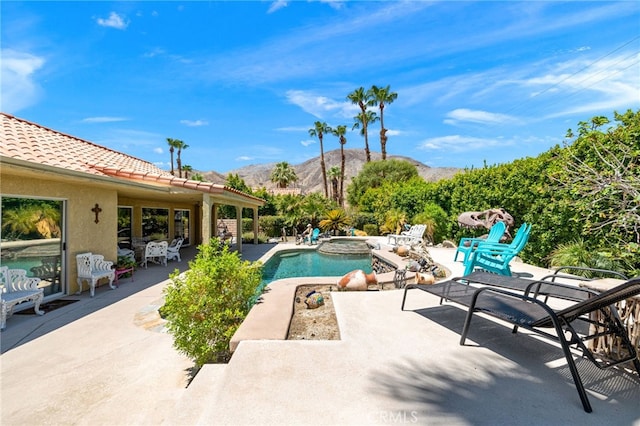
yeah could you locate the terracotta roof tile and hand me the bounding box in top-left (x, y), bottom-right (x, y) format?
top-left (1, 113), bottom-right (264, 204)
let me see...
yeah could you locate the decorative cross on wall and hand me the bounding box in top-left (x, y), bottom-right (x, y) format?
top-left (92, 203), bottom-right (102, 224)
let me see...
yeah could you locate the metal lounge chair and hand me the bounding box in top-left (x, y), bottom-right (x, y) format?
top-left (454, 221), bottom-right (506, 263)
top-left (462, 223), bottom-right (531, 276)
top-left (401, 272), bottom-right (640, 413)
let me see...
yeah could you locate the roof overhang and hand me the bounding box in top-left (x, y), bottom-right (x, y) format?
top-left (1, 156), bottom-right (265, 208)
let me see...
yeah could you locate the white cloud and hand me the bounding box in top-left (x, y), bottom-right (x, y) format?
top-left (96, 12), bottom-right (128, 30)
top-left (236, 156), bottom-right (254, 161)
top-left (418, 135), bottom-right (507, 152)
top-left (180, 119), bottom-right (209, 127)
top-left (267, 1), bottom-right (288, 14)
top-left (0, 49), bottom-right (44, 113)
top-left (445, 109), bottom-right (518, 125)
top-left (301, 139), bottom-right (316, 147)
top-left (286, 90), bottom-right (356, 119)
top-left (82, 116), bottom-right (128, 123)
top-left (153, 147), bottom-right (163, 154)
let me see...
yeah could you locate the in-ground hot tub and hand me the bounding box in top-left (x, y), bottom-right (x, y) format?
top-left (317, 238), bottom-right (371, 255)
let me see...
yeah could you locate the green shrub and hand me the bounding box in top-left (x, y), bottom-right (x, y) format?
top-left (162, 239), bottom-right (263, 366)
top-left (363, 224), bottom-right (378, 236)
top-left (241, 232), bottom-right (269, 244)
top-left (258, 215), bottom-right (288, 237)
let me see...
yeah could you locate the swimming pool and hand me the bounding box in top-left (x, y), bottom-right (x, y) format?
top-left (261, 248), bottom-right (373, 285)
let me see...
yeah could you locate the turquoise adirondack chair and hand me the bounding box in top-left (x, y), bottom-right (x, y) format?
top-left (305, 228), bottom-right (320, 245)
top-left (454, 221), bottom-right (506, 263)
top-left (463, 223), bottom-right (532, 276)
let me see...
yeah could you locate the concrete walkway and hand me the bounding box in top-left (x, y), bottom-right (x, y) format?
top-left (1, 242), bottom-right (639, 425)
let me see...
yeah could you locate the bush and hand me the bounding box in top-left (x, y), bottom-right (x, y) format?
top-left (162, 239), bottom-right (263, 366)
top-left (363, 224), bottom-right (378, 236)
top-left (241, 232), bottom-right (269, 244)
top-left (258, 215), bottom-right (288, 237)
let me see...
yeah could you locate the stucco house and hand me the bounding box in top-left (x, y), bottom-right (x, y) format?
top-left (1, 112), bottom-right (264, 301)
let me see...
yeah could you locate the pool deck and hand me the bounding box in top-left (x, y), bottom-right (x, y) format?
top-left (1, 239), bottom-right (639, 425)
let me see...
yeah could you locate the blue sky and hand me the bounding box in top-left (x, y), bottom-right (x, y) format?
top-left (2, 1), bottom-right (639, 174)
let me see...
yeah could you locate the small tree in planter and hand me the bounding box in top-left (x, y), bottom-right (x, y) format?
top-left (162, 239), bottom-right (262, 366)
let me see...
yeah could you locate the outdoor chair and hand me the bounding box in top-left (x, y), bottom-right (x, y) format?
top-left (304, 228), bottom-right (320, 245)
top-left (76, 252), bottom-right (116, 297)
top-left (401, 272), bottom-right (640, 413)
top-left (166, 237), bottom-right (184, 262)
top-left (462, 223), bottom-right (531, 276)
top-left (387, 224), bottom-right (426, 246)
top-left (143, 241), bottom-right (168, 268)
top-left (454, 221), bottom-right (506, 263)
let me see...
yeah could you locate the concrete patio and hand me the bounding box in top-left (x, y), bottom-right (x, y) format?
top-left (1, 241), bottom-right (639, 425)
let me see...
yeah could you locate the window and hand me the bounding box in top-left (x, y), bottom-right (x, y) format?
top-left (174, 209), bottom-right (190, 246)
top-left (142, 208), bottom-right (169, 240)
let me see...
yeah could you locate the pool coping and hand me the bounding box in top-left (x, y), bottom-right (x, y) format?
top-left (229, 238), bottom-right (416, 352)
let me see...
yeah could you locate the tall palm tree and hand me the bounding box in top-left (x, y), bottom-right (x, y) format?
top-left (369, 85), bottom-right (398, 160)
top-left (309, 121), bottom-right (330, 197)
top-left (270, 161), bottom-right (298, 188)
top-left (175, 140), bottom-right (189, 178)
top-left (352, 110), bottom-right (378, 162)
top-left (182, 165), bottom-right (193, 179)
top-left (347, 87), bottom-right (373, 162)
top-left (166, 138), bottom-right (181, 175)
top-left (331, 125), bottom-right (348, 207)
top-left (328, 166), bottom-right (341, 203)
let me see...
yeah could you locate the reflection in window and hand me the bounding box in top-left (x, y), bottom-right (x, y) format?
top-left (174, 209), bottom-right (190, 246)
top-left (142, 208), bottom-right (169, 240)
top-left (118, 206), bottom-right (132, 248)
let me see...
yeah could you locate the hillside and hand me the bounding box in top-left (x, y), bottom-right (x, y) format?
top-left (203, 149), bottom-right (460, 193)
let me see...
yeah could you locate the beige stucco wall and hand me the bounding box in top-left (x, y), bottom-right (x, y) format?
top-left (2, 174), bottom-right (118, 295)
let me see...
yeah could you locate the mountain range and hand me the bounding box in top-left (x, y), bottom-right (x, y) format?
top-left (202, 149), bottom-right (461, 194)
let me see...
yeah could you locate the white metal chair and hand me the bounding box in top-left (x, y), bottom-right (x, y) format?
top-left (76, 252), bottom-right (115, 297)
top-left (166, 238), bottom-right (184, 262)
top-left (143, 241), bottom-right (168, 268)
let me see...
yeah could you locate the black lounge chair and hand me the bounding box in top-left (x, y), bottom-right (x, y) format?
top-left (401, 273), bottom-right (640, 413)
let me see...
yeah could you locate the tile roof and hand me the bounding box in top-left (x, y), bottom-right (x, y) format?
top-left (1, 112), bottom-right (169, 177)
top-left (0, 113), bottom-right (263, 203)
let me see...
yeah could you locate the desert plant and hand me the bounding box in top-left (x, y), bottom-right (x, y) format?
top-left (319, 209), bottom-right (350, 235)
top-left (548, 240), bottom-right (623, 277)
top-left (162, 239), bottom-right (263, 366)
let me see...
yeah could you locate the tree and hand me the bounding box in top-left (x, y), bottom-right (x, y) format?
top-left (347, 87), bottom-right (374, 162)
top-left (175, 140), bottom-right (189, 178)
top-left (331, 124), bottom-right (348, 207)
top-left (347, 159), bottom-right (419, 207)
top-left (352, 110), bottom-right (378, 162)
top-left (369, 85), bottom-right (398, 160)
top-left (270, 161), bottom-right (298, 188)
top-left (328, 166), bottom-right (341, 203)
top-left (166, 138), bottom-right (181, 175)
top-left (182, 165), bottom-right (193, 179)
top-left (309, 121), bottom-right (331, 197)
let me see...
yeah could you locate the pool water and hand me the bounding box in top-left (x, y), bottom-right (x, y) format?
top-left (261, 249), bottom-right (372, 285)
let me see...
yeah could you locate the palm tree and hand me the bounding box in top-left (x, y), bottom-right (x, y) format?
top-left (182, 165), bottom-right (193, 179)
top-left (309, 121), bottom-right (330, 197)
top-left (369, 85), bottom-right (398, 160)
top-left (270, 161), bottom-right (298, 188)
top-left (331, 125), bottom-right (348, 207)
top-left (352, 110), bottom-right (379, 162)
top-left (328, 166), bottom-right (341, 203)
top-left (166, 138), bottom-right (181, 175)
top-left (175, 140), bottom-right (189, 178)
top-left (347, 87), bottom-right (373, 162)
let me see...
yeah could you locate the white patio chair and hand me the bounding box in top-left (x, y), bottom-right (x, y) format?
top-left (143, 241), bottom-right (168, 268)
top-left (167, 237), bottom-right (184, 262)
top-left (76, 252), bottom-right (115, 297)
